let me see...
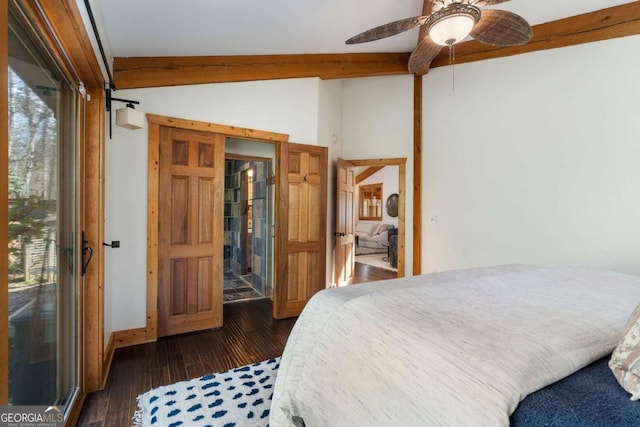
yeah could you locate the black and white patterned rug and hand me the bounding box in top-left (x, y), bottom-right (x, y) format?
top-left (135, 358), bottom-right (279, 427)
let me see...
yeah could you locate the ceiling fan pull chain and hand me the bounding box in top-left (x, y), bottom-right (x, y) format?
top-left (449, 43), bottom-right (456, 91)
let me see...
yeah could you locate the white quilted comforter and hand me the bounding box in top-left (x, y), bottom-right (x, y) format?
top-left (270, 265), bottom-right (640, 426)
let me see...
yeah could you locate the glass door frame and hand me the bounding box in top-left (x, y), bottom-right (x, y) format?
top-left (1, 2), bottom-right (10, 407)
top-left (6, 0), bottom-right (84, 414)
top-left (2, 0), bottom-right (110, 423)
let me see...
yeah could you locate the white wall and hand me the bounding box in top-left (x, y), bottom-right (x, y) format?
top-left (318, 80), bottom-right (344, 285)
top-left (342, 76), bottom-right (415, 275)
top-left (103, 35), bottom-right (640, 337)
top-left (226, 138), bottom-right (276, 158)
top-left (105, 78), bottom-right (324, 333)
top-left (357, 166), bottom-right (400, 226)
top-left (422, 35), bottom-right (640, 276)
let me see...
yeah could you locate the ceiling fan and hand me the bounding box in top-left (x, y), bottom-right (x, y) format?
top-left (345, 0), bottom-right (533, 73)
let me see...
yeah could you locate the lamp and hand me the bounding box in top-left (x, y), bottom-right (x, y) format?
top-left (426, 3), bottom-right (481, 46)
top-left (115, 103), bottom-right (144, 130)
top-left (105, 88), bottom-right (143, 138)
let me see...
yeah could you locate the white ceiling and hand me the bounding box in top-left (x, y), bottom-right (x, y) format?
top-left (89, 0), bottom-right (635, 58)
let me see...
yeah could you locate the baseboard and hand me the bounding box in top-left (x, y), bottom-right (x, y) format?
top-left (101, 333), bottom-right (115, 389)
top-left (65, 391), bottom-right (86, 427)
top-left (102, 327), bottom-right (156, 389)
top-left (113, 326), bottom-right (152, 347)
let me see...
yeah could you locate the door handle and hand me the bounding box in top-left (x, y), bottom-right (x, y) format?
top-left (334, 232), bottom-right (346, 237)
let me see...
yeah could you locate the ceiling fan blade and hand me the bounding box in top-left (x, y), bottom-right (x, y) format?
top-left (473, 0), bottom-right (510, 7)
top-left (470, 9), bottom-right (532, 46)
top-left (408, 36), bottom-right (443, 74)
top-left (346, 16), bottom-right (428, 44)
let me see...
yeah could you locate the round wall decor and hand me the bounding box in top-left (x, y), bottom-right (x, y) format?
top-left (385, 193), bottom-right (399, 217)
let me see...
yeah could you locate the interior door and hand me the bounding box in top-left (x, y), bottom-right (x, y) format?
top-left (335, 158), bottom-right (357, 286)
top-left (158, 127), bottom-right (224, 337)
top-left (274, 143), bottom-right (328, 319)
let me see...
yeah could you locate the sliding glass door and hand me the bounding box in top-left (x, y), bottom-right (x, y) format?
top-left (7, 3), bottom-right (81, 414)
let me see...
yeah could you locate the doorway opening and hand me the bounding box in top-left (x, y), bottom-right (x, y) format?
top-left (335, 157), bottom-right (406, 286)
top-left (353, 165), bottom-right (400, 276)
top-left (147, 115), bottom-right (326, 337)
top-left (223, 140), bottom-right (275, 303)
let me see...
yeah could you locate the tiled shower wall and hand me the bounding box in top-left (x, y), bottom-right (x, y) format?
top-left (223, 159), bottom-right (271, 297)
top-left (251, 161), bottom-right (270, 297)
top-left (224, 160), bottom-right (242, 274)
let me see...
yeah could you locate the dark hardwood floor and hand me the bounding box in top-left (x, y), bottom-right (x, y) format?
top-left (353, 261), bottom-right (397, 284)
top-left (77, 265), bottom-right (395, 426)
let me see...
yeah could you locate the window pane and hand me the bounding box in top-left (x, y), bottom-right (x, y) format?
top-left (8, 8), bottom-right (79, 409)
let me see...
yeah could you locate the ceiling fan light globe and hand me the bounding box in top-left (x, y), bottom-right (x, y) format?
top-left (429, 14), bottom-right (476, 46)
top-left (425, 4), bottom-right (481, 46)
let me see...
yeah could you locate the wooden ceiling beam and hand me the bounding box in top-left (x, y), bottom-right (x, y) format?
top-left (412, 0), bottom-right (431, 275)
top-left (428, 2), bottom-right (640, 70)
top-left (113, 53), bottom-right (410, 89)
top-left (355, 166), bottom-right (384, 184)
top-left (112, 2), bottom-right (640, 88)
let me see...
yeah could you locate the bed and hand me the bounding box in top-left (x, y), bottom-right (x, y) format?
top-left (270, 265), bottom-right (640, 426)
top-left (512, 354), bottom-right (640, 426)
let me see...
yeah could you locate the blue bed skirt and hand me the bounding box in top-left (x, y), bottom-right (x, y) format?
top-left (511, 355), bottom-right (640, 426)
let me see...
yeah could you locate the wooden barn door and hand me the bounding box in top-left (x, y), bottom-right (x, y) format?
top-left (158, 127), bottom-right (224, 337)
top-left (274, 143), bottom-right (328, 319)
top-left (335, 158), bottom-right (357, 286)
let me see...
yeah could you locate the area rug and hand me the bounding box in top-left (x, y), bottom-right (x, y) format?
top-left (223, 271), bottom-right (264, 302)
top-left (135, 358), bottom-right (279, 427)
top-left (355, 246), bottom-right (386, 255)
top-left (223, 286), bottom-right (264, 302)
top-left (355, 253), bottom-right (397, 272)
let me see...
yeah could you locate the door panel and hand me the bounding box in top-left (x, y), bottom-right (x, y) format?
top-left (171, 177), bottom-right (189, 244)
top-left (274, 143), bottom-right (328, 319)
top-left (335, 159), bottom-right (357, 286)
top-left (158, 127), bottom-right (224, 337)
top-left (170, 259), bottom-right (188, 315)
top-left (7, 7), bottom-right (82, 412)
top-left (198, 178), bottom-right (214, 242)
top-left (286, 252), bottom-right (320, 301)
top-left (197, 257), bottom-right (213, 311)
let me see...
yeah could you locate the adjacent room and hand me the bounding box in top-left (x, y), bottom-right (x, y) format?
top-left (2, 0), bottom-right (640, 426)
top-left (223, 138), bottom-right (276, 303)
top-left (353, 165), bottom-right (400, 273)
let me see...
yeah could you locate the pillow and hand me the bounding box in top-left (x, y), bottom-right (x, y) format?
top-left (370, 224), bottom-right (380, 236)
top-left (376, 224), bottom-right (391, 234)
top-left (609, 303), bottom-right (640, 400)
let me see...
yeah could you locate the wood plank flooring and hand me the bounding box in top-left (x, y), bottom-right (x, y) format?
top-left (353, 262), bottom-right (397, 284)
top-left (77, 265), bottom-right (396, 426)
top-left (77, 299), bottom-right (293, 426)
